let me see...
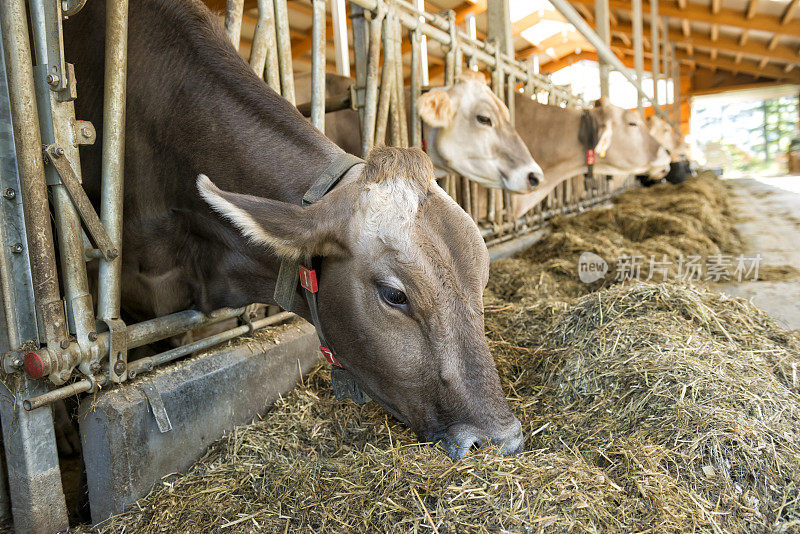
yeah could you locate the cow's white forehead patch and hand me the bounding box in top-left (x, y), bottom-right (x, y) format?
top-left (357, 176), bottom-right (422, 246)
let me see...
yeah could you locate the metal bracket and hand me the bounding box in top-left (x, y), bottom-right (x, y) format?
top-left (101, 317), bottom-right (127, 383)
top-left (61, 0), bottom-right (89, 17)
top-left (43, 144), bottom-right (118, 261)
top-left (71, 119), bottom-right (95, 146)
top-left (331, 367), bottom-right (371, 405)
top-left (139, 382), bottom-right (173, 433)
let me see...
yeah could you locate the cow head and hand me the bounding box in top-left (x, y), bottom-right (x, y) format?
top-left (647, 116), bottom-right (689, 163)
top-left (418, 71), bottom-right (544, 194)
top-left (197, 147), bottom-right (523, 460)
top-left (591, 97), bottom-right (670, 177)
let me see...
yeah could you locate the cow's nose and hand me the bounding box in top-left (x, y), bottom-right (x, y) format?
top-left (439, 418), bottom-right (524, 460)
top-left (527, 172), bottom-right (541, 189)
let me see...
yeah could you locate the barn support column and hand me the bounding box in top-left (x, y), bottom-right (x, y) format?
top-left (0, 5), bottom-right (69, 532)
top-left (672, 46), bottom-right (681, 132)
top-left (632, 0), bottom-right (644, 113)
top-left (595, 0), bottom-right (611, 98)
top-left (651, 0), bottom-right (661, 109)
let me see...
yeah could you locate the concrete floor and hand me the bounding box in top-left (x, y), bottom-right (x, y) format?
top-left (720, 174), bottom-right (800, 331)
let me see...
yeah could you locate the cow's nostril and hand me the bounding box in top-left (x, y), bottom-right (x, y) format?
top-left (528, 172), bottom-right (541, 188)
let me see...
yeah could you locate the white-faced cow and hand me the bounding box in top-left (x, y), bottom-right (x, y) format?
top-left (294, 71), bottom-right (545, 193)
top-left (510, 96), bottom-right (671, 217)
top-left (64, 0), bottom-right (523, 460)
top-left (644, 115), bottom-right (691, 185)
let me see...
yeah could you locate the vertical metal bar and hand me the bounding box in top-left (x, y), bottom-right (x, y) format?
top-left (332, 0), bottom-right (350, 76)
top-left (672, 46), bottom-right (681, 132)
top-left (651, 0), bottom-right (660, 109)
top-left (361, 7), bottom-right (385, 155)
top-left (225, 0), bottom-right (245, 50)
top-left (632, 0), bottom-right (644, 113)
top-left (393, 15), bottom-right (408, 147)
top-left (0, 0), bottom-right (68, 349)
top-left (662, 16), bottom-right (669, 96)
top-left (595, 0), bottom-right (610, 98)
top-left (465, 14), bottom-right (478, 71)
top-left (0, 50), bottom-right (37, 353)
top-left (410, 28), bottom-right (422, 148)
top-left (375, 17), bottom-right (395, 146)
top-left (413, 0), bottom-right (429, 85)
top-left (98, 0), bottom-right (129, 323)
top-left (0, 8), bottom-right (70, 531)
top-left (311, 0), bottom-right (326, 131)
top-left (351, 5), bottom-right (369, 130)
top-left (29, 0), bottom-right (99, 379)
top-left (274, 0), bottom-right (295, 104)
top-left (251, 0), bottom-right (280, 91)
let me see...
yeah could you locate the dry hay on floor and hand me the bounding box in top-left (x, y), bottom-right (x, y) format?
top-left (488, 171), bottom-right (746, 303)
top-left (81, 282), bottom-right (800, 534)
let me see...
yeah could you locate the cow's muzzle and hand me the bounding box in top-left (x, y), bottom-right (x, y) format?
top-left (432, 417), bottom-right (524, 460)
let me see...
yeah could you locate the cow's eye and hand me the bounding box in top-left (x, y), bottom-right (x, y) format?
top-left (628, 121), bottom-right (638, 126)
top-left (477, 115), bottom-right (493, 127)
top-left (378, 285), bottom-right (408, 308)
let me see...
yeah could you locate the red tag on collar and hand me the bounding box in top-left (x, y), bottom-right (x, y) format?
top-left (299, 265), bottom-right (318, 293)
top-left (586, 149), bottom-right (595, 165)
top-left (320, 346), bottom-right (341, 367)
top-left (421, 138), bottom-right (427, 153)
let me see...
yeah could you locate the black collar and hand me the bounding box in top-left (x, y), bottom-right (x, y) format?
top-left (578, 109), bottom-right (599, 186)
top-left (273, 152), bottom-right (363, 367)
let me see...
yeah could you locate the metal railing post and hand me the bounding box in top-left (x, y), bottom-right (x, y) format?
top-left (0, 7), bottom-right (70, 531)
top-left (595, 0), bottom-right (610, 98)
top-left (409, 27), bottom-right (422, 148)
top-left (651, 0), bottom-right (660, 109)
top-left (332, 0), bottom-right (350, 77)
top-left (251, 0), bottom-right (280, 92)
top-left (311, 0), bottom-right (326, 131)
top-left (274, 0), bottom-right (295, 104)
top-left (224, 0), bottom-right (244, 50)
top-left (632, 0), bottom-right (644, 113)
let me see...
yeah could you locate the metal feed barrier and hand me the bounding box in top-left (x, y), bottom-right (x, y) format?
top-left (0, 0), bottom-right (634, 529)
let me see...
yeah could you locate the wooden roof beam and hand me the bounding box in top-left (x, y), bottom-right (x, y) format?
top-left (610, 20), bottom-right (800, 65)
top-left (569, 0), bottom-right (800, 38)
top-left (782, 0), bottom-right (800, 24)
top-left (745, 0), bottom-right (758, 19)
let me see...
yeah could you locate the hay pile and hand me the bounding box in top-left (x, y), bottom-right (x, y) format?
top-left (80, 174), bottom-right (800, 533)
top-left (489, 171), bottom-right (747, 303)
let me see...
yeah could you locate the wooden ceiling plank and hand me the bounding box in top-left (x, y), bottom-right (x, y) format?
top-left (569, 0), bottom-right (800, 39)
top-left (782, 0), bottom-right (800, 24)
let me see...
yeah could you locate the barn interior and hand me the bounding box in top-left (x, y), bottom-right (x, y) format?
top-left (0, 0), bottom-right (799, 532)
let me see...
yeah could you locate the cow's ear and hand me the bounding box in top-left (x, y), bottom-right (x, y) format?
top-left (418, 89), bottom-right (456, 128)
top-left (595, 120), bottom-right (613, 158)
top-left (197, 175), bottom-right (348, 259)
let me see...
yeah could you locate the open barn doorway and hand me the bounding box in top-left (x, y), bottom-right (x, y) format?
top-left (690, 84), bottom-right (800, 176)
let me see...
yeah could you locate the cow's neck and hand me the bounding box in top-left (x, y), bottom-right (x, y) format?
top-left (69, 0), bottom-right (360, 317)
top-left (516, 100), bottom-right (587, 181)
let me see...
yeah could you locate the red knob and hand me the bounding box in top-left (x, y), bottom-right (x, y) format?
top-left (23, 352), bottom-right (45, 379)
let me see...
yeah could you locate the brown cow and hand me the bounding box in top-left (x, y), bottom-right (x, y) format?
top-left (64, 0), bottom-right (522, 459)
top-left (510, 97), bottom-right (671, 217)
top-left (294, 71), bottom-right (545, 193)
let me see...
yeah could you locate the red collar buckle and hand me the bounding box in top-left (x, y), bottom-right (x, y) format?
top-left (320, 346), bottom-right (341, 367)
top-left (586, 149), bottom-right (595, 165)
top-left (299, 265), bottom-right (318, 293)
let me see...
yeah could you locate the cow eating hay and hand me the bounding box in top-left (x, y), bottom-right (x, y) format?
top-left (75, 177), bottom-right (800, 533)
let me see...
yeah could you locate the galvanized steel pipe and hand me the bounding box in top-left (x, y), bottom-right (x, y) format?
top-left (224, 0), bottom-right (245, 50)
top-left (311, 0), bottom-right (326, 131)
top-left (0, 0), bottom-right (69, 348)
top-left (273, 0), bottom-right (295, 104)
top-left (97, 0), bottom-right (129, 321)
